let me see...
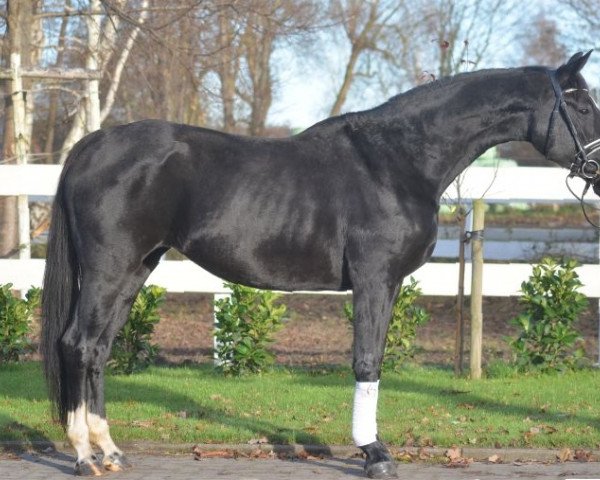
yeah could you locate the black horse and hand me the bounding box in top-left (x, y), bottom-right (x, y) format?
top-left (42, 52), bottom-right (600, 478)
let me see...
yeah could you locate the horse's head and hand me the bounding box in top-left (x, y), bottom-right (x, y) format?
top-left (535, 51), bottom-right (600, 196)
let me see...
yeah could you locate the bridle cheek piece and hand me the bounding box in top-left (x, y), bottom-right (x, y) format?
top-left (546, 72), bottom-right (600, 184)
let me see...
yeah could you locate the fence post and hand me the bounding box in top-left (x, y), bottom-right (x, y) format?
top-left (470, 199), bottom-right (485, 379)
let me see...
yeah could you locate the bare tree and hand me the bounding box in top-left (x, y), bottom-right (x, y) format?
top-left (395, 0), bottom-right (516, 83)
top-left (240, 5), bottom-right (276, 136)
top-left (59, 0), bottom-right (149, 162)
top-left (237, 0), bottom-right (317, 135)
top-left (214, 3), bottom-right (242, 132)
top-left (328, 0), bottom-right (401, 116)
top-left (43, 0), bottom-right (71, 162)
top-left (520, 13), bottom-right (567, 66)
top-left (563, 0), bottom-right (600, 30)
top-left (113, 0), bottom-right (217, 126)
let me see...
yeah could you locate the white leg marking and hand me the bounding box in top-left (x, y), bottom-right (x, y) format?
top-left (352, 381), bottom-right (379, 447)
top-left (87, 412), bottom-right (121, 457)
top-left (67, 402), bottom-right (95, 462)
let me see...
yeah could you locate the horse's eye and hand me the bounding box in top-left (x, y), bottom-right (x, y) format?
top-left (579, 107), bottom-right (590, 114)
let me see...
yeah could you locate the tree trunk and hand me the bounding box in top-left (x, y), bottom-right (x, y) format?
top-left (44, 1), bottom-right (70, 162)
top-left (248, 37), bottom-right (273, 136)
top-left (100, 0), bottom-right (149, 123)
top-left (0, 19), bottom-right (17, 257)
top-left (244, 12), bottom-right (274, 137)
top-left (329, 44), bottom-right (360, 117)
top-left (218, 13), bottom-right (238, 133)
top-left (85, 0), bottom-right (101, 132)
top-left (0, 0), bottom-right (30, 258)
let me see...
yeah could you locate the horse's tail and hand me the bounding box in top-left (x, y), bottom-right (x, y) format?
top-left (41, 135), bottom-right (97, 426)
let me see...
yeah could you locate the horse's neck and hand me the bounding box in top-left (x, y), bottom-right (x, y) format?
top-left (352, 69), bottom-right (540, 199)
top-left (424, 73), bottom-right (535, 195)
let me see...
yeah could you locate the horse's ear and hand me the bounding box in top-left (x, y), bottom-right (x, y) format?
top-left (557, 50), bottom-right (593, 85)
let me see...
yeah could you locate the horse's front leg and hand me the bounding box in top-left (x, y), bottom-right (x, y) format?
top-left (351, 280), bottom-right (400, 479)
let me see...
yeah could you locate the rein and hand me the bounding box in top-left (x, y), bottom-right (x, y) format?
top-left (546, 71), bottom-right (600, 228)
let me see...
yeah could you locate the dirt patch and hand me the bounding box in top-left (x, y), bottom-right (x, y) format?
top-left (152, 293), bottom-right (599, 368)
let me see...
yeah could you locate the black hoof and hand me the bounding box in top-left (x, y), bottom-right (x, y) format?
top-left (75, 456), bottom-right (104, 476)
top-left (365, 461), bottom-right (397, 479)
top-left (103, 452), bottom-right (133, 471)
top-left (360, 441), bottom-right (398, 479)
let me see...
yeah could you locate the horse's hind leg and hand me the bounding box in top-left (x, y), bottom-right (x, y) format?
top-left (351, 277), bottom-right (400, 479)
top-left (62, 261), bottom-right (155, 475)
top-left (86, 264), bottom-right (156, 471)
top-left (61, 275), bottom-right (110, 475)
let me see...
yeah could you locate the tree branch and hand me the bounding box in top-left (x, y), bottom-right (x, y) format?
top-left (100, 0), bottom-right (149, 122)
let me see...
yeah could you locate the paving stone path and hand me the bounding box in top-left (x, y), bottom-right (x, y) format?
top-left (1, 452), bottom-right (599, 480)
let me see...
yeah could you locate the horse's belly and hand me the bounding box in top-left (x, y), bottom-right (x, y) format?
top-left (180, 234), bottom-right (346, 292)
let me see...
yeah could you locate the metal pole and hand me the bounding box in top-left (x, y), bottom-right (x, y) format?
top-left (454, 206), bottom-right (467, 375)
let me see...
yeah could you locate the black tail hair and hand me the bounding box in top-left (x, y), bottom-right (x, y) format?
top-left (40, 134), bottom-right (99, 426)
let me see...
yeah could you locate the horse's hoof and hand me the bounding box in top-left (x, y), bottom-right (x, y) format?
top-left (103, 452), bottom-right (133, 471)
top-left (365, 460), bottom-right (397, 479)
top-left (75, 456), bottom-right (104, 476)
top-left (360, 440), bottom-right (398, 479)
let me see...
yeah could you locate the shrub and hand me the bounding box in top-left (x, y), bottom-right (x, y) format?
top-left (344, 277), bottom-right (430, 371)
top-left (508, 258), bottom-right (587, 372)
top-left (0, 284), bottom-right (40, 362)
top-left (214, 283), bottom-right (286, 375)
top-left (108, 285), bottom-right (165, 374)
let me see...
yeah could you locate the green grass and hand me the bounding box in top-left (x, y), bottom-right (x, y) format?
top-left (1, 362), bottom-right (599, 449)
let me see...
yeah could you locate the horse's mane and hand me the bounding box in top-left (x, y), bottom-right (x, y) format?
top-left (300, 65), bottom-right (567, 136)
top-left (383, 66), bottom-right (551, 107)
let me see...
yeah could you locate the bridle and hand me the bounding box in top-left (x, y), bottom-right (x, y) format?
top-left (546, 71), bottom-right (600, 228)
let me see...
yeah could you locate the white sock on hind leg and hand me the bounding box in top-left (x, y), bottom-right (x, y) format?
top-left (352, 381), bottom-right (379, 447)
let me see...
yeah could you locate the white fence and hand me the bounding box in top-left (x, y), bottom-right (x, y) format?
top-left (1, 164), bottom-right (599, 298)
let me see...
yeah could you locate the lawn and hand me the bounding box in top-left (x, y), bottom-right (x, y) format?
top-left (0, 362), bottom-right (599, 449)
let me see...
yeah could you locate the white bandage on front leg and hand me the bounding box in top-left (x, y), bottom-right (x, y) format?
top-left (352, 381), bottom-right (379, 447)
